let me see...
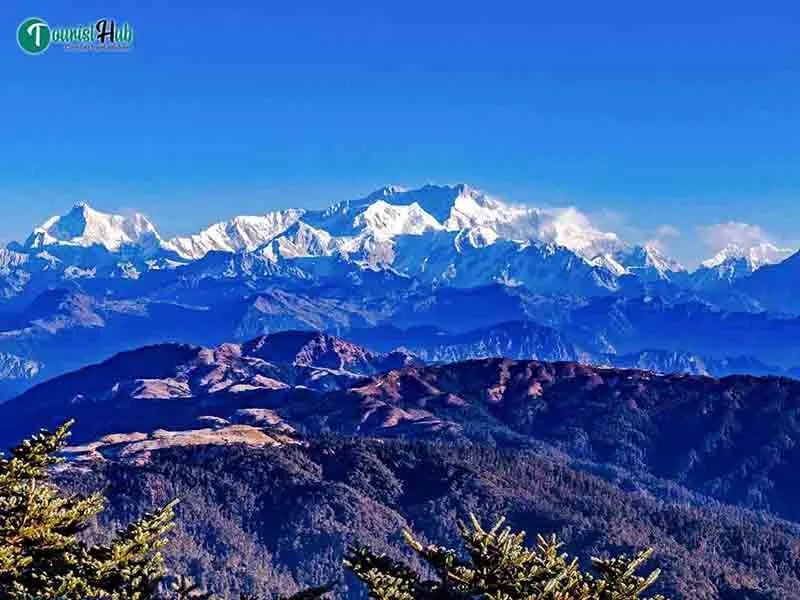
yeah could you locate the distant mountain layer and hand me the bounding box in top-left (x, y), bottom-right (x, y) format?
top-left (0, 352), bottom-right (41, 400)
top-left (0, 331), bottom-right (417, 441)
top-left (7, 347), bottom-right (800, 525)
top-left (0, 331), bottom-right (797, 598)
top-left (692, 242), bottom-right (794, 289)
top-left (5, 284), bottom-right (800, 403)
top-left (347, 320), bottom-right (796, 378)
top-left (5, 186), bottom-right (800, 599)
top-left (737, 251), bottom-right (800, 313)
top-left (2, 184), bottom-right (796, 307)
top-left (1, 184), bottom-right (800, 398)
top-left (31, 348), bottom-right (800, 599)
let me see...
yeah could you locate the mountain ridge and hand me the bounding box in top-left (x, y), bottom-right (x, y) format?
top-left (2, 184), bottom-right (800, 399)
top-left (8, 345), bottom-right (800, 526)
top-left (10, 185), bottom-right (789, 289)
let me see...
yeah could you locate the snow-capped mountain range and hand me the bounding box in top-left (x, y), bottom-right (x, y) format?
top-left (2, 184), bottom-right (795, 297)
top-left (4, 183), bottom-right (800, 401)
top-left (694, 242), bottom-right (795, 284)
top-left (24, 202), bottom-right (160, 251)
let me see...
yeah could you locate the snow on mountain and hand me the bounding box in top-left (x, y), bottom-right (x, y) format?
top-left (164, 188), bottom-right (443, 263)
top-left (261, 221), bottom-right (336, 260)
top-left (0, 185), bottom-right (703, 296)
top-left (351, 200), bottom-right (443, 239)
top-left (166, 209), bottom-right (305, 260)
top-left (24, 203), bottom-right (162, 252)
top-left (701, 242), bottom-right (793, 272)
top-left (391, 230), bottom-right (619, 293)
top-left (316, 184), bottom-right (686, 287)
top-left (340, 184), bottom-right (623, 260)
top-left (0, 248), bottom-right (30, 271)
top-left (416, 184), bottom-right (509, 228)
top-left (691, 242), bottom-right (794, 289)
top-left (587, 253), bottom-right (628, 277)
top-left (6, 203), bottom-right (181, 283)
top-left (613, 244), bottom-right (687, 282)
top-left (15, 185), bottom-right (632, 279)
top-left (454, 226), bottom-right (498, 249)
top-left (296, 182), bottom-right (626, 291)
top-left (300, 184), bottom-right (632, 278)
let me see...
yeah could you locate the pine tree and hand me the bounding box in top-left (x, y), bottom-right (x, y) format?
top-left (0, 420), bottom-right (177, 600)
top-left (345, 514), bottom-right (668, 600)
top-left (0, 420), bottom-right (670, 600)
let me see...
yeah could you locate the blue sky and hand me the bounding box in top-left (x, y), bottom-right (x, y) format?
top-left (1, 0), bottom-right (798, 264)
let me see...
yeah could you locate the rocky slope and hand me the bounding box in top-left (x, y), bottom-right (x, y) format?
top-left (0, 332), bottom-right (414, 443)
top-left (6, 350), bottom-right (800, 525)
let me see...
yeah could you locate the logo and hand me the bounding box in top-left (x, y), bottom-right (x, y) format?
top-left (17, 17), bottom-right (51, 54)
top-left (16, 17), bottom-right (134, 54)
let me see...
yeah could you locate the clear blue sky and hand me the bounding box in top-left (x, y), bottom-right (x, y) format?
top-left (1, 0), bottom-right (799, 264)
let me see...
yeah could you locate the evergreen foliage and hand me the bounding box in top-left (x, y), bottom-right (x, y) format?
top-left (0, 420), bottom-right (177, 600)
top-left (59, 438), bottom-right (796, 598)
top-left (345, 514), bottom-right (666, 600)
top-left (0, 423), bottom-right (677, 599)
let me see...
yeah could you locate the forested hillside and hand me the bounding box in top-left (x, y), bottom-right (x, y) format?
top-left (59, 438), bottom-right (800, 599)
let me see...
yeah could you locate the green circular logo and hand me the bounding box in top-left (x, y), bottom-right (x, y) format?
top-left (17, 17), bottom-right (51, 54)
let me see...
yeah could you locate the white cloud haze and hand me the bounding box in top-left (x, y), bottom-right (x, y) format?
top-left (655, 224), bottom-right (681, 239)
top-left (699, 221), bottom-right (775, 252)
top-left (642, 224), bottom-right (681, 255)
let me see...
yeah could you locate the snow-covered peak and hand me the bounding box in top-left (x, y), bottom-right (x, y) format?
top-left (326, 184), bottom-right (625, 261)
top-left (166, 209), bottom-right (305, 260)
top-left (643, 243), bottom-right (686, 272)
top-left (25, 203), bottom-right (161, 252)
top-left (433, 189), bottom-right (624, 262)
top-left (538, 208), bottom-right (622, 257)
top-left (315, 185), bottom-right (409, 220)
top-left (306, 184), bottom-right (460, 235)
top-left (301, 184), bottom-right (685, 282)
top-left (351, 200), bottom-right (443, 239)
top-left (8, 185), bottom-right (694, 290)
top-left (701, 242), bottom-right (794, 272)
top-left (360, 183), bottom-right (510, 232)
top-left (260, 221), bottom-right (336, 261)
top-left (364, 185), bottom-right (409, 201)
top-left (614, 243), bottom-right (686, 280)
top-left (401, 186), bottom-right (625, 261)
top-left (454, 226), bottom-right (499, 250)
top-left (443, 186), bottom-right (511, 231)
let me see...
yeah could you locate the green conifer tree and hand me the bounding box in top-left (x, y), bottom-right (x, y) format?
top-left (0, 420), bottom-right (177, 600)
top-left (345, 514), bottom-right (667, 600)
top-left (0, 420), bottom-right (670, 600)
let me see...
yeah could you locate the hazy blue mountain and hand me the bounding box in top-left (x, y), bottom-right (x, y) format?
top-left (3, 185), bottom-right (800, 399)
top-left (6, 184), bottom-right (791, 308)
top-left (735, 250), bottom-right (800, 313)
